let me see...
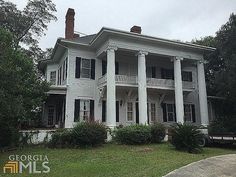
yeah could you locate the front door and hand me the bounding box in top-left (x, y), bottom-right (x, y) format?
top-left (135, 102), bottom-right (139, 124)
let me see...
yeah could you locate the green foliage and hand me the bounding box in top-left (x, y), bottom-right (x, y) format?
top-left (0, 28), bottom-right (49, 128)
top-left (114, 125), bottom-right (151, 145)
top-left (72, 122), bottom-right (107, 147)
top-left (208, 117), bottom-right (236, 134)
top-left (193, 13), bottom-right (236, 119)
top-left (48, 129), bottom-right (73, 148)
top-left (0, 122), bottom-right (19, 148)
top-left (0, 0), bottom-right (57, 50)
top-left (150, 123), bottom-right (166, 143)
top-left (170, 123), bottom-right (204, 153)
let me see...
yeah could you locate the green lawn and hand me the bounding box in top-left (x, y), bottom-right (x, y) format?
top-left (0, 143), bottom-right (235, 177)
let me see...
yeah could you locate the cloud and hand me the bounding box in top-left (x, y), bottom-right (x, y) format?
top-left (8, 0), bottom-right (236, 49)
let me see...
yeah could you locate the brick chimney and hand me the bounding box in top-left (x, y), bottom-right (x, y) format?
top-left (130, 25), bottom-right (142, 34)
top-left (65, 8), bottom-right (75, 39)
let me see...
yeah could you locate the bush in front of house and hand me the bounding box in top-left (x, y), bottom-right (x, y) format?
top-left (150, 123), bottom-right (166, 143)
top-left (0, 122), bottom-right (19, 148)
top-left (48, 129), bottom-right (73, 148)
top-left (170, 123), bottom-right (204, 153)
top-left (113, 124), bottom-right (151, 145)
top-left (72, 122), bottom-right (107, 147)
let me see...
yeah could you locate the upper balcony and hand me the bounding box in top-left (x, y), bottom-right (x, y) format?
top-left (98, 74), bottom-right (195, 91)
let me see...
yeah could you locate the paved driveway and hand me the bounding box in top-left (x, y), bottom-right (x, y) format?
top-left (164, 154), bottom-right (236, 177)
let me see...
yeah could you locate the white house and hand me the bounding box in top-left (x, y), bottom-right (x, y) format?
top-left (39, 8), bottom-right (215, 129)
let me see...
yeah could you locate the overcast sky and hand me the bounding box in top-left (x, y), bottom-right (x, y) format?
top-left (9, 0), bottom-right (236, 50)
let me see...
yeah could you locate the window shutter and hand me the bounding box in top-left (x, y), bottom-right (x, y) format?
top-left (74, 99), bottom-right (80, 122)
top-left (189, 72), bottom-right (193, 82)
top-left (102, 101), bottom-right (106, 122)
top-left (116, 101), bottom-right (119, 122)
top-left (161, 68), bottom-right (165, 79)
top-left (162, 103), bottom-right (167, 122)
top-left (75, 57), bottom-right (81, 78)
top-left (115, 62), bottom-right (119, 75)
top-left (151, 67), bottom-right (156, 78)
top-left (191, 104), bottom-right (196, 122)
top-left (102, 60), bottom-right (107, 75)
top-left (91, 59), bottom-right (95, 80)
top-left (90, 100), bottom-right (94, 121)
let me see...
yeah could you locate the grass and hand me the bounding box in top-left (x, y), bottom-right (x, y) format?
top-left (0, 143), bottom-right (235, 177)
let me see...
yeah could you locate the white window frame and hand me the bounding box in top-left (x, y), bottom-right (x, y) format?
top-left (166, 103), bottom-right (175, 122)
top-left (80, 99), bottom-right (90, 121)
top-left (50, 71), bottom-right (56, 85)
top-left (150, 103), bottom-right (156, 122)
top-left (81, 58), bottom-right (91, 79)
top-left (126, 102), bottom-right (134, 122)
top-left (184, 104), bottom-right (193, 122)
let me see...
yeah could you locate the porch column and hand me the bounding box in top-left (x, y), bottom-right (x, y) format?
top-left (197, 60), bottom-right (209, 126)
top-left (174, 57), bottom-right (184, 123)
top-left (106, 46), bottom-right (117, 127)
top-left (137, 51), bottom-right (148, 124)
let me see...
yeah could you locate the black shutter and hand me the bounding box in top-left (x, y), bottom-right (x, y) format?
top-left (75, 57), bottom-right (81, 78)
top-left (91, 59), bottom-right (95, 80)
top-left (191, 104), bottom-right (196, 123)
top-left (151, 67), bottom-right (156, 78)
top-left (171, 69), bottom-right (174, 80)
top-left (74, 99), bottom-right (80, 122)
top-left (115, 62), bottom-right (119, 75)
top-left (102, 101), bottom-right (106, 122)
top-left (90, 100), bottom-right (94, 121)
top-left (102, 60), bottom-right (107, 75)
top-left (116, 101), bottom-right (119, 122)
top-left (189, 72), bottom-right (193, 82)
top-left (162, 103), bottom-right (167, 122)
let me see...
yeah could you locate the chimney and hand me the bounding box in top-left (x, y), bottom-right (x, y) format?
top-left (130, 25), bottom-right (142, 34)
top-left (65, 8), bottom-right (75, 39)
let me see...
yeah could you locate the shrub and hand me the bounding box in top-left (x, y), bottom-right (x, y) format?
top-left (150, 123), bottom-right (166, 143)
top-left (72, 122), bottom-right (107, 147)
top-left (0, 122), bottom-right (19, 148)
top-left (170, 123), bottom-right (204, 153)
top-left (113, 124), bottom-right (151, 145)
top-left (48, 129), bottom-right (73, 148)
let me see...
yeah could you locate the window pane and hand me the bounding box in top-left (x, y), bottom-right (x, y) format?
top-left (127, 112), bottom-right (133, 121)
top-left (168, 113), bottom-right (174, 121)
top-left (167, 104), bottom-right (173, 112)
top-left (50, 71), bottom-right (56, 85)
top-left (82, 59), bottom-right (90, 68)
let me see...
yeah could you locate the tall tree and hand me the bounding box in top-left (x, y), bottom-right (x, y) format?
top-left (0, 0), bottom-right (57, 49)
top-left (0, 28), bottom-right (49, 128)
top-left (193, 13), bottom-right (236, 119)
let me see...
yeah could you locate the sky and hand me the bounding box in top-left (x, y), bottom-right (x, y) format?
top-left (9, 0), bottom-right (236, 50)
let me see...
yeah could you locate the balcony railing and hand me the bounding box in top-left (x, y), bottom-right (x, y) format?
top-left (98, 75), bottom-right (195, 90)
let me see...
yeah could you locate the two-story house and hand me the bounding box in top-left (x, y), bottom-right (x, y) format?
top-left (39, 8), bottom-right (215, 129)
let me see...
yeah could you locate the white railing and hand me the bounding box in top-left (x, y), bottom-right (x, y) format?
top-left (98, 75), bottom-right (195, 90)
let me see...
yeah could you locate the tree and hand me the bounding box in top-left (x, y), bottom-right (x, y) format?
top-left (0, 28), bottom-right (49, 128)
top-left (193, 13), bottom-right (236, 119)
top-left (0, 0), bottom-right (57, 51)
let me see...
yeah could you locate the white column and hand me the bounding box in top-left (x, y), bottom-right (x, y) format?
top-left (197, 60), bottom-right (209, 126)
top-left (106, 46), bottom-right (117, 127)
top-left (137, 51), bottom-right (148, 124)
top-left (174, 57), bottom-right (184, 123)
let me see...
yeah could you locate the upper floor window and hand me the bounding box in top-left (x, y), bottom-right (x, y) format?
top-left (62, 58), bottom-right (68, 81)
top-left (146, 66), bottom-right (156, 78)
top-left (50, 71), bottom-right (56, 85)
top-left (182, 71), bottom-right (192, 82)
top-left (161, 68), bottom-right (174, 80)
top-left (75, 57), bottom-right (95, 79)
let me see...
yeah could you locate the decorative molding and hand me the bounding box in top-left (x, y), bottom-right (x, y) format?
top-left (136, 50), bottom-right (148, 56)
top-left (107, 45), bottom-right (118, 52)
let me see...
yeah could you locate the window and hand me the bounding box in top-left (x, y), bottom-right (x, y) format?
top-left (62, 60), bottom-right (65, 81)
top-left (65, 57), bottom-right (68, 79)
top-left (50, 71), bottom-right (56, 85)
top-left (150, 103), bottom-right (156, 122)
top-left (80, 100), bottom-right (90, 121)
top-left (48, 106), bottom-right (55, 126)
top-left (182, 71), bottom-right (192, 82)
top-left (166, 104), bottom-right (175, 122)
top-left (57, 66), bottom-right (62, 85)
top-left (184, 104), bottom-right (193, 122)
top-left (127, 102), bottom-right (133, 121)
top-left (81, 58), bottom-right (91, 78)
top-left (161, 68), bottom-right (174, 80)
